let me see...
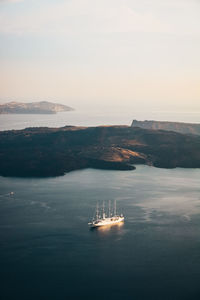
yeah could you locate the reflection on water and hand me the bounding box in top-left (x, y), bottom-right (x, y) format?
top-left (137, 195), bottom-right (200, 222)
top-left (91, 222), bottom-right (124, 235)
top-left (131, 168), bottom-right (200, 223)
top-left (1, 166), bottom-right (200, 300)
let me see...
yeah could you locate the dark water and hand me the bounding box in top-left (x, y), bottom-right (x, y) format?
top-left (1, 166), bottom-right (200, 300)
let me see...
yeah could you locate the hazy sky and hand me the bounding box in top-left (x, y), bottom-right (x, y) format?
top-left (0, 0), bottom-right (200, 109)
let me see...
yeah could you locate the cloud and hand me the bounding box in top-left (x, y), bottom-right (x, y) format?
top-left (0, 0), bottom-right (24, 3)
top-left (0, 0), bottom-right (199, 36)
top-left (0, 0), bottom-right (176, 35)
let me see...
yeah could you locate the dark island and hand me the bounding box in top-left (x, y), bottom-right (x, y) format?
top-left (132, 120), bottom-right (200, 135)
top-left (0, 101), bottom-right (74, 114)
top-left (0, 125), bottom-right (200, 177)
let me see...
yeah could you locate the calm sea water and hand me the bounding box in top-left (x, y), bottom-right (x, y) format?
top-left (0, 166), bottom-right (200, 300)
top-left (0, 106), bottom-right (200, 130)
top-left (1, 109), bottom-right (200, 299)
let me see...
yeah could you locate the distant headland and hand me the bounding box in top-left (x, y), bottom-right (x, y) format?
top-left (0, 125), bottom-right (200, 177)
top-left (0, 101), bottom-right (74, 114)
top-left (132, 120), bottom-right (200, 135)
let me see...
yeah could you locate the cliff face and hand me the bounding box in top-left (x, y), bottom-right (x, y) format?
top-left (0, 125), bottom-right (200, 177)
top-left (0, 101), bottom-right (74, 114)
top-left (131, 120), bottom-right (200, 135)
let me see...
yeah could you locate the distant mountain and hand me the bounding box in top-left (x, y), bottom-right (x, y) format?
top-left (0, 125), bottom-right (200, 177)
top-left (131, 120), bottom-right (200, 135)
top-left (0, 101), bottom-right (74, 114)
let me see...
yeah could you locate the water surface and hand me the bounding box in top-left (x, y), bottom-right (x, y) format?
top-left (0, 106), bottom-right (200, 130)
top-left (1, 166), bottom-right (200, 299)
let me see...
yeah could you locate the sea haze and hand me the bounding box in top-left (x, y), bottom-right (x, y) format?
top-left (0, 166), bottom-right (200, 300)
top-left (0, 106), bottom-right (200, 130)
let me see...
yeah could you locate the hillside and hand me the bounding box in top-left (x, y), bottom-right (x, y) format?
top-left (0, 125), bottom-right (200, 177)
top-left (0, 101), bottom-right (74, 114)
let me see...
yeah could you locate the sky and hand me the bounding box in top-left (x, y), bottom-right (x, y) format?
top-left (0, 0), bottom-right (200, 110)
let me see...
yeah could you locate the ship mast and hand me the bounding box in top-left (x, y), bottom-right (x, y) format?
top-left (102, 201), bottom-right (105, 219)
top-left (96, 202), bottom-right (99, 220)
top-left (114, 199), bottom-right (116, 216)
top-left (108, 200), bottom-right (111, 218)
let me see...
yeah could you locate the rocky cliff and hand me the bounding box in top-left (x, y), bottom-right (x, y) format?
top-left (131, 120), bottom-right (200, 135)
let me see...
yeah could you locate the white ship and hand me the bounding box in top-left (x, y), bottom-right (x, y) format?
top-left (88, 200), bottom-right (124, 228)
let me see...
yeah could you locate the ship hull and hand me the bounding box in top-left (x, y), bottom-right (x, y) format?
top-left (90, 216), bottom-right (124, 228)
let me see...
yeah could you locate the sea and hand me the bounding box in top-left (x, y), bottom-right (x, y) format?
top-left (0, 107), bottom-right (200, 300)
